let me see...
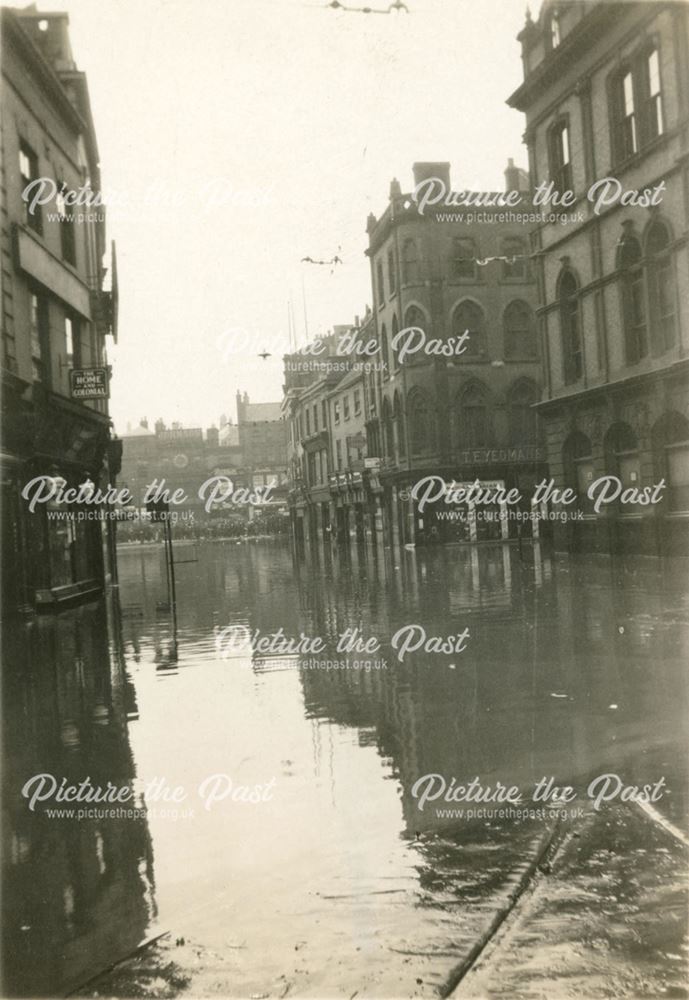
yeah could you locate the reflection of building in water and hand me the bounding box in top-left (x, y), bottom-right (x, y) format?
top-left (1, 600), bottom-right (155, 997)
top-left (291, 541), bottom-right (686, 836)
top-left (508, 1), bottom-right (689, 554)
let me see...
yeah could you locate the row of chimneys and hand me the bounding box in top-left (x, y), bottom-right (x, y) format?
top-left (388, 159), bottom-right (529, 200)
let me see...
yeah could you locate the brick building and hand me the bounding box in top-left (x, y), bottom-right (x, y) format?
top-left (235, 390), bottom-right (288, 491)
top-left (118, 419), bottom-right (244, 516)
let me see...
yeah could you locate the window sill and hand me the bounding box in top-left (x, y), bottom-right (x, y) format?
top-left (610, 131), bottom-right (672, 176)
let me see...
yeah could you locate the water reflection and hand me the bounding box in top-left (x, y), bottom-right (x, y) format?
top-left (1, 601), bottom-right (156, 997)
top-left (3, 538), bottom-right (688, 997)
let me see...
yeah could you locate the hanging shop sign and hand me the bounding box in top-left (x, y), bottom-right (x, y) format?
top-left (69, 367), bottom-right (109, 400)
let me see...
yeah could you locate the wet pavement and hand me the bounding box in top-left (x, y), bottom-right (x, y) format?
top-left (2, 538), bottom-right (688, 998)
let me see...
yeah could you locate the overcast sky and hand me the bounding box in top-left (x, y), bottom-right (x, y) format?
top-left (56, 0), bottom-right (530, 432)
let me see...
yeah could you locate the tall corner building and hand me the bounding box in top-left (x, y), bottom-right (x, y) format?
top-left (508, 0), bottom-right (689, 553)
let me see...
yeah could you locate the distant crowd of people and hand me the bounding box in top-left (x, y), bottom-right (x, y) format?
top-left (116, 511), bottom-right (290, 544)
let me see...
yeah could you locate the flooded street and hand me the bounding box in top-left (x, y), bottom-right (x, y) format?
top-left (3, 539), bottom-right (688, 998)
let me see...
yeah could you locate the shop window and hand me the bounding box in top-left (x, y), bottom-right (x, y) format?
top-left (563, 430), bottom-right (594, 507)
top-left (605, 422), bottom-right (640, 491)
top-left (653, 411), bottom-right (689, 512)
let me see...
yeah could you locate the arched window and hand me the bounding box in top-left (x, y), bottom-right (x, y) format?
top-left (376, 261), bottom-right (385, 305)
top-left (563, 430), bottom-right (593, 499)
top-left (652, 411), bottom-right (689, 511)
top-left (380, 323), bottom-right (389, 379)
top-left (388, 248), bottom-right (396, 294)
top-left (559, 270), bottom-right (582, 383)
top-left (458, 384), bottom-right (490, 449)
top-left (604, 422), bottom-right (640, 490)
top-left (451, 238), bottom-right (477, 280)
top-left (399, 306), bottom-right (426, 366)
top-left (382, 397), bottom-right (395, 460)
top-left (452, 300), bottom-right (486, 357)
top-left (404, 305), bottom-right (426, 332)
top-left (646, 220), bottom-right (676, 353)
top-left (501, 237), bottom-right (528, 280)
top-left (504, 300), bottom-right (537, 360)
top-left (409, 392), bottom-right (436, 454)
top-left (617, 231), bottom-right (647, 364)
top-left (508, 380), bottom-right (539, 446)
top-left (393, 392), bottom-right (406, 458)
top-left (402, 239), bottom-right (419, 284)
top-left (391, 314), bottom-right (399, 371)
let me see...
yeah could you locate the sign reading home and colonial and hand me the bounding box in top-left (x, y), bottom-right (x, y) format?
top-left (70, 368), bottom-right (109, 400)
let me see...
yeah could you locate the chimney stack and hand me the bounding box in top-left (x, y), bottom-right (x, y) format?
top-left (504, 157), bottom-right (530, 193)
top-left (412, 162), bottom-right (451, 191)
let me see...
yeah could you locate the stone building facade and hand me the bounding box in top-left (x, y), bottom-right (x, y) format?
top-left (508, 0), bottom-right (689, 553)
top-left (364, 162), bottom-right (545, 545)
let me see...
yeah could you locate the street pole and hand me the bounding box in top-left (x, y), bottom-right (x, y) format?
top-left (165, 515), bottom-right (177, 619)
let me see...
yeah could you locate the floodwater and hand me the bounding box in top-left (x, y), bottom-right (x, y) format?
top-left (2, 539), bottom-right (688, 998)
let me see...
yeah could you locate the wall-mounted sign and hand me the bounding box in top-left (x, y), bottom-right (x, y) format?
top-left (70, 367), bottom-right (109, 400)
